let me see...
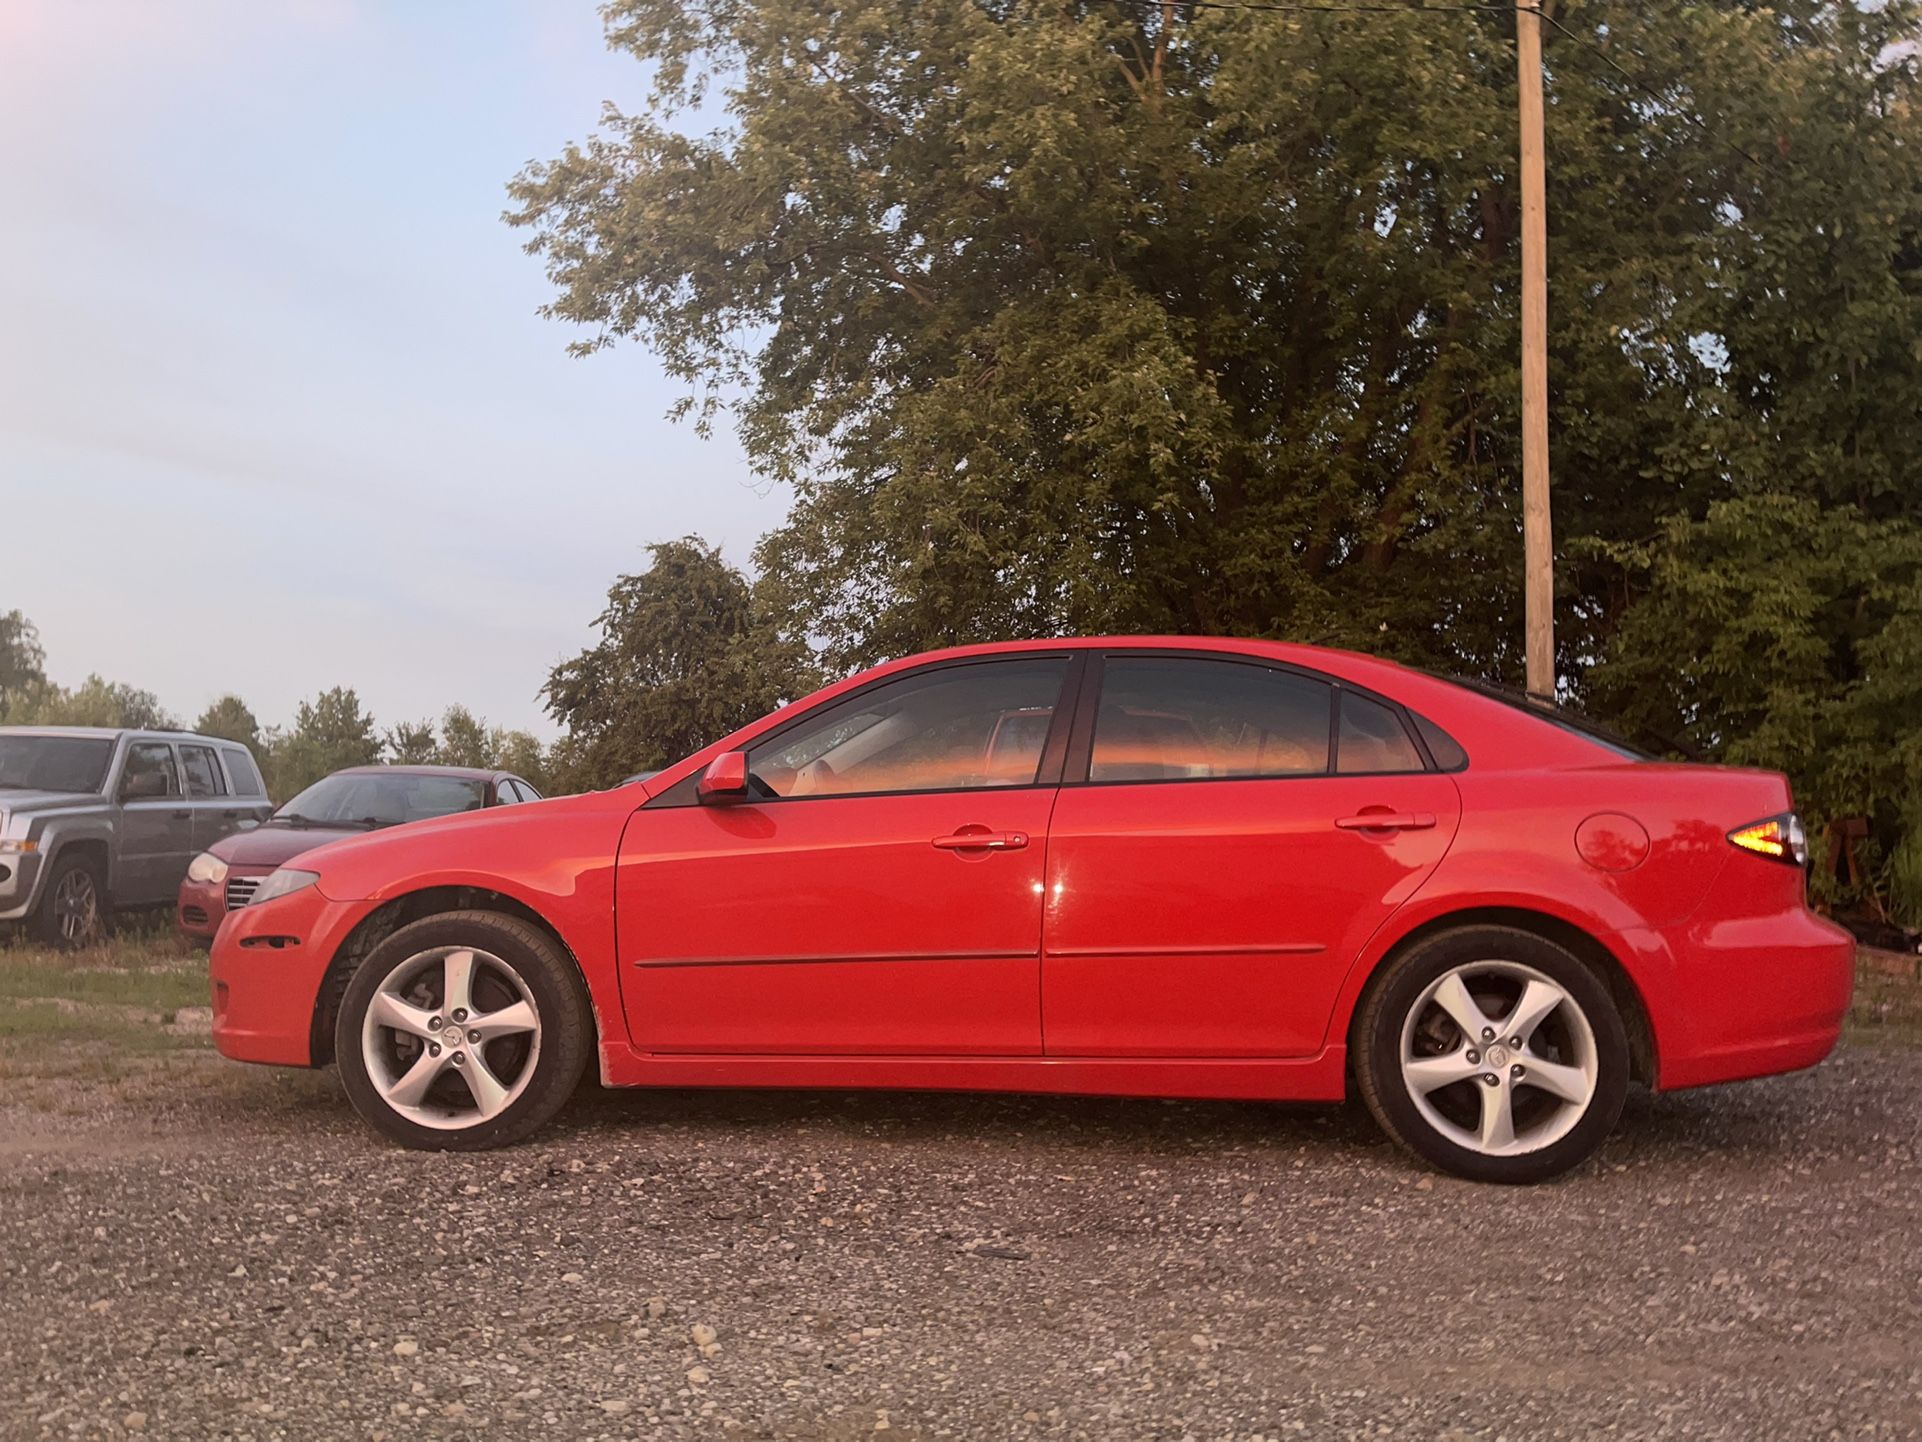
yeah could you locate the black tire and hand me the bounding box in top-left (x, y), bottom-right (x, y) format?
top-left (32, 851), bottom-right (110, 950)
top-left (1354, 925), bottom-right (1629, 1184)
top-left (335, 910), bottom-right (592, 1151)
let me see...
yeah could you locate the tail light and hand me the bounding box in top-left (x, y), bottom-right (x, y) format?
top-left (1728, 812), bottom-right (1808, 867)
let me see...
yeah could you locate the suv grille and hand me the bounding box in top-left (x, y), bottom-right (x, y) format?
top-left (225, 876), bottom-right (263, 910)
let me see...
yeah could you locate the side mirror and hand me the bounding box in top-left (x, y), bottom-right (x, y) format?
top-left (697, 751), bottom-right (752, 804)
top-left (237, 819), bottom-right (260, 832)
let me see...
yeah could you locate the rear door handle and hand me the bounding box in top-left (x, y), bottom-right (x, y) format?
top-left (931, 830), bottom-right (1029, 851)
top-left (1335, 812), bottom-right (1436, 832)
top-left (171, 809), bottom-right (192, 821)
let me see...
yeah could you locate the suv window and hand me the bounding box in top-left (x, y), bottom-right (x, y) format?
top-left (180, 744), bottom-right (228, 797)
top-left (121, 742), bottom-right (181, 800)
top-left (1090, 657), bottom-right (1332, 782)
top-left (748, 656), bottom-right (1071, 798)
top-left (1336, 691), bottom-right (1424, 774)
top-left (222, 749), bottom-right (266, 798)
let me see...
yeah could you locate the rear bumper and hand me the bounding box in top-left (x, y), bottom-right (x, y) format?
top-left (209, 885), bottom-right (367, 1067)
top-left (1615, 900), bottom-right (1855, 1092)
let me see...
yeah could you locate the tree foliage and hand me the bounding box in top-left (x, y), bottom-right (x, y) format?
top-left (511, 0), bottom-right (1922, 900)
top-left (0, 610), bottom-right (46, 716)
top-left (542, 537), bottom-right (817, 790)
top-left (195, 694), bottom-right (263, 752)
top-left (4, 674), bottom-right (177, 730)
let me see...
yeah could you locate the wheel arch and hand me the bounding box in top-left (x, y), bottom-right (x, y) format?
top-left (1345, 905), bottom-right (1658, 1089)
top-left (41, 837), bottom-right (111, 906)
top-left (308, 885), bottom-right (597, 1066)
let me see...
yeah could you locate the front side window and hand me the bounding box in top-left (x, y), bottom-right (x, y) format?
top-left (747, 656), bottom-right (1071, 799)
top-left (121, 742), bottom-right (181, 800)
top-left (180, 744), bottom-right (228, 797)
top-left (1089, 657), bottom-right (1332, 783)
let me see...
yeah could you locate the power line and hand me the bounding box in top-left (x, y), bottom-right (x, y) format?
top-left (1531, 8), bottom-right (1790, 177)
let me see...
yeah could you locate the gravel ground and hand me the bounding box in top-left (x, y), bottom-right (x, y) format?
top-left (3, 1042), bottom-right (1920, 1442)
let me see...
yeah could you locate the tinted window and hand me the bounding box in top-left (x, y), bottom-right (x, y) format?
top-left (1090, 658), bottom-right (1332, 782)
top-left (748, 657), bottom-right (1070, 798)
top-left (180, 744), bottom-right (228, 797)
top-left (1337, 692), bottom-right (1424, 774)
top-left (1411, 713), bottom-right (1468, 770)
top-left (0, 736), bottom-right (114, 793)
top-left (222, 749), bottom-right (266, 798)
top-left (121, 742), bottom-right (181, 799)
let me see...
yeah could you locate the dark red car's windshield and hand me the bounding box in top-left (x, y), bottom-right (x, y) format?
top-left (275, 773), bottom-right (487, 828)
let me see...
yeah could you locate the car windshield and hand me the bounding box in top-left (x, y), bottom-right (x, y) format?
top-left (274, 772), bottom-right (488, 827)
top-left (0, 735), bottom-right (116, 794)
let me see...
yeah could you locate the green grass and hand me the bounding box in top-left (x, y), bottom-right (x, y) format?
top-left (0, 962), bottom-right (208, 1012)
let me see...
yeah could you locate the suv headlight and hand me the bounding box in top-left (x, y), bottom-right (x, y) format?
top-left (249, 868), bottom-right (321, 906)
top-left (186, 851), bottom-right (229, 885)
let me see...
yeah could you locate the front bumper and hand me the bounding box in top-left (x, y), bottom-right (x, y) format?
top-left (0, 849), bottom-right (44, 922)
top-left (1616, 899), bottom-right (1856, 1092)
top-left (209, 884), bottom-right (369, 1066)
top-left (178, 867), bottom-right (273, 940)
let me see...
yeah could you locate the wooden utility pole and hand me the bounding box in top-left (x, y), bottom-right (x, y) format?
top-left (1516, 0), bottom-right (1554, 697)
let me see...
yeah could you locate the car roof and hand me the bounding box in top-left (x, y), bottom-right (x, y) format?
top-left (330, 765), bottom-right (507, 781)
top-left (0, 725), bottom-right (244, 745)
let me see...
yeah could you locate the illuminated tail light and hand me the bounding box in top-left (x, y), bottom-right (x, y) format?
top-left (1728, 812), bottom-right (1808, 866)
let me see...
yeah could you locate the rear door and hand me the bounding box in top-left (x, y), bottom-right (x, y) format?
top-left (618, 654), bottom-right (1077, 1055)
top-left (1041, 653), bottom-right (1461, 1057)
top-left (178, 742), bottom-right (245, 853)
top-left (114, 742), bottom-right (196, 904)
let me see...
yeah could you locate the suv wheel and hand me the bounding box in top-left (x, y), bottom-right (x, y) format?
top-left (335, 910), bottom-right (591, 1151)
top-left (34, 853), bottom-right (109, 949)
top-left (1354, 925), bottom-right (1630, 1184)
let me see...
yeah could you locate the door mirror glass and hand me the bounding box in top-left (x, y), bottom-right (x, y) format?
top-left (698, 751), bottom-right (752, 803)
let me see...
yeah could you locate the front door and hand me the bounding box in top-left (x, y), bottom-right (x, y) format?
top-left (1041, 654), bottom-right (1462, 1057)
top-left (618, 654), bottom-right (1075, 1055)
top-left (114, 742), bottom-right (195, 905)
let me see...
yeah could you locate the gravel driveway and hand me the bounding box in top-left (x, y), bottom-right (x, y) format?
top-left (3, 1042), bottom-right (1920, 1441)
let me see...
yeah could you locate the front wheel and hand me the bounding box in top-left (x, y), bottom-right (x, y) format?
top-left (1354, 926), bottom-right (1629, 1184)
top-left (335, 910), bottom-right (592, 1150)
top-left (33, 853), bottom-right (110, 949)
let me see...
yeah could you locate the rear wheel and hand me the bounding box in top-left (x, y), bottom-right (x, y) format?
top-left (335, 910), bottom-right (591, 1150)
top-left (33, 853), bottom-right (109, 949)
top-left (1355, 926), bottom-right (1629, 1184)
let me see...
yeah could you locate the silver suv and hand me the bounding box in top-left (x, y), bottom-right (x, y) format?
top-left (0, 727), bottom-right (273, 946)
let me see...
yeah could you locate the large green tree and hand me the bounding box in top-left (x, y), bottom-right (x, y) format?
top-left (265, 687), bottom-right (382, 800)
top-left (512, 0), bottom-right (1922, 896)
top-left (195, 694), bottom-right (263, 751)
top-left (542, 537), bottom-right (817, 790)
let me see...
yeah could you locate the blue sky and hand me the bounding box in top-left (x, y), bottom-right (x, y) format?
top-left (0, 0), bottom-right (788, 739)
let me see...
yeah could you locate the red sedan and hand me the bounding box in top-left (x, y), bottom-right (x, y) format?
top-left (209, 638), bottom-right (1853, 1183)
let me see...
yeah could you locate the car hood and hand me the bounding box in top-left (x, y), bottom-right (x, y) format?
top-left (0, 788), bottom-right (107, 815)
top-left (210, 820), bottom-right (374, 869)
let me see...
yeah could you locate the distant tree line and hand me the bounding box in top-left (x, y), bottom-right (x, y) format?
top-left (1, 538), bottom-right (815, 805)
top-left (0, 608), bottom-right (554, 801)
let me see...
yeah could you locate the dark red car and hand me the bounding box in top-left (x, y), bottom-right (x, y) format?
top-left (209, 638), bottom-right (1853, 1182)
top-left (178, 766), bottom-right (541, 941)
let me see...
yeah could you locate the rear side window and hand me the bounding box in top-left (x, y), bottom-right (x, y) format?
top-left (1089, 658), bottom-right (1332, 782)
top-left (1336, 692), bottom-right (1424, 774)
top-left (222, 749), bottom-right (266, 798)
top-left (1411, 713), bottom-right (1469, 771)
top-left (179, 744), bottom-right (228, 797)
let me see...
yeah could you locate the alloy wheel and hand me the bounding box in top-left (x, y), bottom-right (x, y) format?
top-left (53, 868), bottom-right (102, 946)
top-left (360, 946), bottom-right (542, 1130)
top-left (1398, 959), bottom-right (1599, 1157)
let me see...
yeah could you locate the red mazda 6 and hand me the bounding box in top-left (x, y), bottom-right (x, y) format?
top-left (209, 638), bottom-right (1854, 1182)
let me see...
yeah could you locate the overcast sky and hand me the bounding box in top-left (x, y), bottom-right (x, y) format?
top-left (0, 0), bottom-right (788, 740)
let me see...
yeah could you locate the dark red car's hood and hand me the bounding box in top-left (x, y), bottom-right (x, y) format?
top-left (209, 820), bottom-right (371, 869)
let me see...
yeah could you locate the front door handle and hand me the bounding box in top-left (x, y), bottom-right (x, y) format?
top-left (931, 830), bottom-right (1029, 852)
top-left (1335, 811), bottom-right (1436, 832)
